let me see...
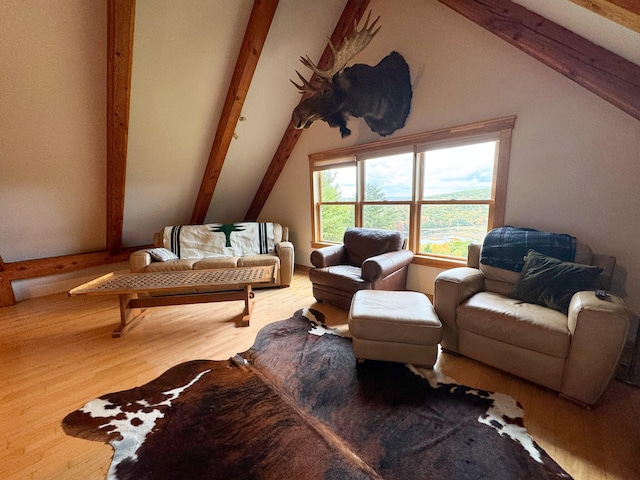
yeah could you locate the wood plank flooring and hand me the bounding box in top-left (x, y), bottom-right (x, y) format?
top-left (1, 269), bottom-right (638, 479)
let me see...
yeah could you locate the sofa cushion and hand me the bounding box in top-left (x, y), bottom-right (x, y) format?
top-left (193, 257), bottom-right (239, 269)
top-left (478, 240), bottom-right (593, 289)
top-left (237, 255), bottom-right (280, 269)
top-left (479, 263), bottom-right (521, 288)
top-left (574, 241), bottom-right (593, 265)
top-left (457, 292), bottom-right (571, 358)
top-left (309, 265), bottom-right (367, 294)
top-left (512, 250), bottom-right (603, 314)
top-left (144, 259), bottom-right (199, 272)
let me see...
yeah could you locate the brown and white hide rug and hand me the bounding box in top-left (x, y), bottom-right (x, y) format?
top-left (63, 309), bottom-right (572, 480)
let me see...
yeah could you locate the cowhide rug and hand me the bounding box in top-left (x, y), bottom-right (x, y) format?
top-left (63, 309), bottom-right (571, 480)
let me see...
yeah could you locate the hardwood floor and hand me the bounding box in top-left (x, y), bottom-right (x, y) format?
top-left (1, 269), bottom-right (638, 479)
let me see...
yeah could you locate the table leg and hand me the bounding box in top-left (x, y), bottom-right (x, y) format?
top-left (113, 293), bottom-right (148, 338)
top-left (239, 285), bottom-right (254, 327)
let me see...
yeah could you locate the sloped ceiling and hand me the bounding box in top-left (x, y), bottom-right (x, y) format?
top-left (121, 0), bottom-right (640, 248)
top-left (1, 0), bottom-right (639, 306)
top-left (122, 0), bottom-right (349, 246)
top-left (514, 0), bottom-right (640, 62)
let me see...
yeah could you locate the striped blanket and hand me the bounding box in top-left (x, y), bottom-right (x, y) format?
top-left (163, 223), bottom-right (275, 259)
top-left (480, 226), bottom-right (576, 272)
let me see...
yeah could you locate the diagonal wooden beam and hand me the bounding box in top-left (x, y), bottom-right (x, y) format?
top-left (190, 0), bottom-right (279, 225)
top-left (438, 0), bottom-right (640, 123)
top-left (244, 0), bottom-right (371, 221)
top-left (569, 0), bottom-right (640, 33)
top-left (106, 0), bottom-right (136, 255)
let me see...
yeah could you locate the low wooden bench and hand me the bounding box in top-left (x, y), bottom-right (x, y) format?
top-left (69, 266), bottom-right (275, 337)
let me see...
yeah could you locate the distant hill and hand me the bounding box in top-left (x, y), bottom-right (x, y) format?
top-left (423, 188), bottom-right (491, 201)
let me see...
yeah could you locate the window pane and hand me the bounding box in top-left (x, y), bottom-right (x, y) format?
top-left (420, 204), bottom-right (489, 257)
top-left (363, 204), bottom-right (410, 238)
top-left (320, 204), bottom-right (354, 242)
top-left (422, 141), bottom-right (496, 200)
top-left (321, 167), bottom-right (356, 201)
top-left (363, 153), bottom-right (413, 201)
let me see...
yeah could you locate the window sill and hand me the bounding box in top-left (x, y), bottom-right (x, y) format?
top-left (311, 241), bottom-right (339, 249)
top-left (412, 254), bottom-right (466, 269)
top-left (311, 242), bottom-right (466, 269)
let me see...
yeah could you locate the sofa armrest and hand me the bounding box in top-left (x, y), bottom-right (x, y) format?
top-left (130, 250), bottom-right (152, 273)
top-left (361, 250), bottom-right (414, 282)
top-left (310, 245), bottom-right (347, 268)
top-left (434, 267), bottom-right (485, 353)
top-left (276, 241), bottom-right (295, 287)
top-left (562, 291), bottom-right (631, 405)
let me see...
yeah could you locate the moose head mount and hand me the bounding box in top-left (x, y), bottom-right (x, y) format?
top-left (291, 13), bottom-right (412, 138)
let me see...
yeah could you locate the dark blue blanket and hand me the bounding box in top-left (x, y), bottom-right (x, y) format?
top-left (481, 227), bottom-right (576, 272)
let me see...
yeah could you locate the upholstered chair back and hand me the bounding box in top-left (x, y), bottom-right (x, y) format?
top-left (343, 228), bottom-right (406, 267)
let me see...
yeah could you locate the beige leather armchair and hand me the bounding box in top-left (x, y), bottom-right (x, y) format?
top-left (309, 228), bottom-right (414, 309)
top-left (434, 242), bottom-right (631, 406)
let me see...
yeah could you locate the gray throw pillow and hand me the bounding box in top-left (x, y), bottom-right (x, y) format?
top-left (512, 249), bottom-right (603, 314)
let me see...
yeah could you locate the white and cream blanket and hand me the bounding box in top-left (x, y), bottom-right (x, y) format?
top-left (162, 223), bottom-right (275, 259)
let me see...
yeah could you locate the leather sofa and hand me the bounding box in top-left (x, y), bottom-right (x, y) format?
top-left (309, 227), bottom-right (414, 309)
top-left (130, 222), bottom-right (294, 288)
top-left (434, 241), bottom-right (631, 405)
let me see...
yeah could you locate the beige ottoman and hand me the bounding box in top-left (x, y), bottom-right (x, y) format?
top-left (348, 290), bottom-right (442, 368)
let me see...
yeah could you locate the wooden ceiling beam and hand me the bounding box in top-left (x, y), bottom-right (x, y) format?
top-left (244, 0), bottom-right (371, 221)
top-left (1, 247), bottom-right (149, 283)
top-left (106, 0), bottom-right (136, 255)
top-left (190, 0), bottom-right (279, 225)
top-left (0, 245), bottom-right (150, 307)
top-left (438, 0), bottom-right (640, 123)
top-left (569, 0), bottom-right (640, 33)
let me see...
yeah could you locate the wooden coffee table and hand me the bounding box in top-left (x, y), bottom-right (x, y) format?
top-left (69, 266), bottom-right (275, 337)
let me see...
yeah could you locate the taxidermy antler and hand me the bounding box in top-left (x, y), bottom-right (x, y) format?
top-left (291, 12), bottom-right (381, 92)
top-left (290, 13), bottom-right (411, 138)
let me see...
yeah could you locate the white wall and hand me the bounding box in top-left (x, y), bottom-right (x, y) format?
top-left (260, 0), bottom-right (640, 316)
top-left (0, 1), bottom-right (107, 261)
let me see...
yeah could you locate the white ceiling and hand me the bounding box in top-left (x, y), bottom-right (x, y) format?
top-left (122, 0), bottom-right (348, 245)
top-left (512, 0), bottom-right (640, 64)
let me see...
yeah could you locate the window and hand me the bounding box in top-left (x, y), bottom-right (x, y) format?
top-left (309, 116), bottom-right (515, 266)
top-left (419, 141), bottom-right (496, 258)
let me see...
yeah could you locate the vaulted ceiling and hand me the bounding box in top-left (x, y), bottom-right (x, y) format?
top-left (1, 0), bottom-right (639, 307)
top-left (106, 0), bottom-right (640, 254)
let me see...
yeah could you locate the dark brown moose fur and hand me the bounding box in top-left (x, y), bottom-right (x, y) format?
top-left (292, 51), bottom-right (412, 138)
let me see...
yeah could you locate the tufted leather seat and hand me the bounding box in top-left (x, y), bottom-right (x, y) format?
top-left (309, 228), bottom-right (414, 309)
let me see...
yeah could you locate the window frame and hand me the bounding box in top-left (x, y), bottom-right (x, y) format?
top-left (309, 116), bottom-right (515, 267)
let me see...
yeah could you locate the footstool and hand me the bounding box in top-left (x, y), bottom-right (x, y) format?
top-left (348, 290), bottom-right (442, 368)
